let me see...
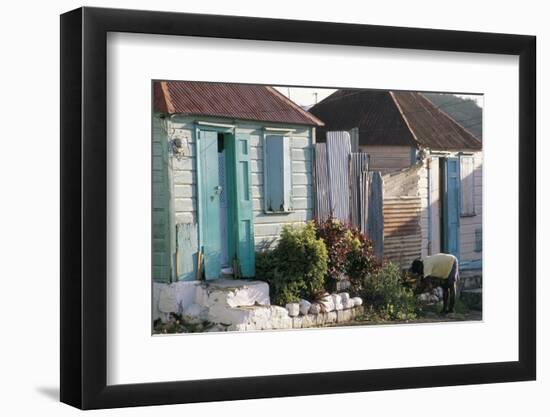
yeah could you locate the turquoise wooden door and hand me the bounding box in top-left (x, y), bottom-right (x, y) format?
top-left (443, 157), bottom-right (460, 259)
top-left (229, 132), bottom-right (255, 277)
top-left (198, 130), bottom-right (222, 280)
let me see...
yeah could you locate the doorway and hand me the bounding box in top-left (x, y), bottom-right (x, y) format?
top-left (198, 129), bottom-right (232, 280)
top-left (198, 127), bottom-right (256, 280)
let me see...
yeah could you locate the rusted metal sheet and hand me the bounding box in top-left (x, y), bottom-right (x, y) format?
top-left (383, 196), bottom-right (421, 269)
top-left (309, 89), bottom-right (481, 150)
top-left (326, 131), bottom-right (352, 223)
top-left (154, 81), bottom-right (324, 126)
top-left (391, 91), bottom-right (482, 150)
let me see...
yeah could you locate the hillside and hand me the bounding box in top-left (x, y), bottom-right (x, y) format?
top-left (423, 93), bottom-right (482, 140)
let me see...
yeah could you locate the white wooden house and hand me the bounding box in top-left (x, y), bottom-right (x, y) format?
top-left (153, 81), bottom-right (324, 283)
top-left (310, 90), bottom-right (483, 271)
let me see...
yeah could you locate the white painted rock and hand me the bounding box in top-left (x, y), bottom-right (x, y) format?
top-left (351, 297), bottom-right (363, 306)
top-left (339, 292), bottom-right (350, 303)
top-left (182, 303), bottom-right (204, 321)
top-left (158, 285), bottom-right (178, 313)
top-left (417, 292), bottom-right (431, 302)
top-left (299, 299), bottom-right (312, 315)
top-left (332, 294), bottom-right (344, 311)
top-left (319, 295), bottom-right (335, 312)
top-left (342, 298), bottom-right (355, 309)
top-left (309, 303), bottom-right (322, 315)
top-left (286, 303), bottom-right (300, 317)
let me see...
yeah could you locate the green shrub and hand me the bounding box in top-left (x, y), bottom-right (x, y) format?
top-left (345, 232), bottom-right (380, 296)
top-left (256, 222), bottom-right (328, 306)
top-left (361, 262), bottom-right (418, 320)
top-left (314, 217), bottom-right (379, 293)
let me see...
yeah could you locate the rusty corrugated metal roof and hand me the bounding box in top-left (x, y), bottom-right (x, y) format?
top-left (154, 81), bottom-right (324, 127)
top-left (310, 89), bottom-right (417, 147)
top-left (391, 91), bottom-right (482, 150)
top-left (309, 89), bottom-right (482, 150)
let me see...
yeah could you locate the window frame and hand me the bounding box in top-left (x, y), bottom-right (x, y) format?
top-left (459, 153), bottom-right (476, 217)
top-left (262, 128), bottom-right (294, 214)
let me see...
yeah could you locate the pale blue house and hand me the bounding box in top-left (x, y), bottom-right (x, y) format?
top-left (153, 81), bottom-right (324, 283)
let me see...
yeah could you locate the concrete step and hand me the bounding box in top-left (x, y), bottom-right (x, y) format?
top-left (195, 279), bottom-right (270, 309)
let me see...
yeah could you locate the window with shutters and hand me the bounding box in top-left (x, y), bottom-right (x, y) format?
top-left (264, 134), bottom-right (292, 213)
top-left (460, 155), bottom-right (476, 216)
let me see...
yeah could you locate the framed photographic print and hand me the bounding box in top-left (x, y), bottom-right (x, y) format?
top-left (60, 6), bottom-right (536, 410)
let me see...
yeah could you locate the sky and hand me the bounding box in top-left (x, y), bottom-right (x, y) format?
top-left (273, 86), bottom-right (483, 109)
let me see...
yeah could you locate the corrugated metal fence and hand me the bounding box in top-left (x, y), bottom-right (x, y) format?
top-left (314, 131), bottom-right (384, 257)
top-left (383, 196), bottom-right (421, 268)
top-left (326, 131), bottom-right (352, 222)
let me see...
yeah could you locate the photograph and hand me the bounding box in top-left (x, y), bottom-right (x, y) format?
top-left (151, 81), bottom-right (483, 334)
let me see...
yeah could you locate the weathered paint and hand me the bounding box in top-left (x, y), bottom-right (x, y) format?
top-left (152, 114), bottom-right (315, 281)
top-left (359, 145), bottom-right (414, 173)
top-left (232, 131), bottom-right (255, 277)
top-left (264, 134), bottom-right (292, 213)
top-left (443, 158), bottom-right (460, 260)
top-left (152, 116), bottom-right (172, 282)
top-left (198, 129), bottom-right (222, 280)
top-left (176, 223), bottom-right (198, 281)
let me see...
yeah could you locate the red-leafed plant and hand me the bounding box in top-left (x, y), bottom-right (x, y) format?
top-left (314, 217), bottom-right (380, 294)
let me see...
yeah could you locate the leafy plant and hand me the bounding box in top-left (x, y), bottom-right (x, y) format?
top-left (314, 217), bottom-right (379, 293)
top-left (345, 231), bottom-right (380, 296)
top-left (314, 218), bottom-right (354, 291)
top-left (360, 262), bottom-right (419, 320)
top-left (256, 222), bottom-right (328, 305)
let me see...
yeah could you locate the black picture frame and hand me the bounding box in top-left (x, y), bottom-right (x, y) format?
top-left (60, 6), bottom-right (536, 410)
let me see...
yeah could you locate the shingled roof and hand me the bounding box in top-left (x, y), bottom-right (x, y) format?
top-left (154, 81), bottom-right (324, 127)
top-left (309, 89), bottom-right (482, 150)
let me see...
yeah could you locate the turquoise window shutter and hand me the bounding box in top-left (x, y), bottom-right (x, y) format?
top-left (264, 134), bottom-right (292, 212)
top-left (234, 132), bottom-right (255, 277)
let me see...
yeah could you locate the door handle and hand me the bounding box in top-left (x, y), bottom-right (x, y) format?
top-left (214, 186), bottom-right (223, 194)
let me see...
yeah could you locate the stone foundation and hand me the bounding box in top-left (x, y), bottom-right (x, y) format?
top-left (153, 279), bottom-right (363, 332)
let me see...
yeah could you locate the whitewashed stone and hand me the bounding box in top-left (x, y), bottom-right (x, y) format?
top-left (342, 298), bottom-right (355, 309)
top-left (326, 311), bottom-right (338, 324)
top-left (319, 295), bottom-right (335, 312)
top-left (418, 292), bottom-right (439, 303)
top-left (270, 306), bottom-right (292, 329)
top-left (309, 303), bottom-right (322, 315)
top-left (332, 294), bottom-right (344, 311)
top-left (158, 285), bottom-right (178, 313)
top-left (299, 299), bottom-right (312, 315)
top-left (301, 315), bottom-right (316, 327)
top-left (337, 308), bottom-right (352, 322)
top-left (182, 303), bottom-right (204, 321)
top-left (351, 297), bottom-right (363, 306)
top-left (292, 316), bottom-right (304, 328)
top-left (339, 292), bottom-right (350, 303)
top-left (286, 303), bottom-right (300, 317)
top-left (201, 279), bottom-right (270, 309)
